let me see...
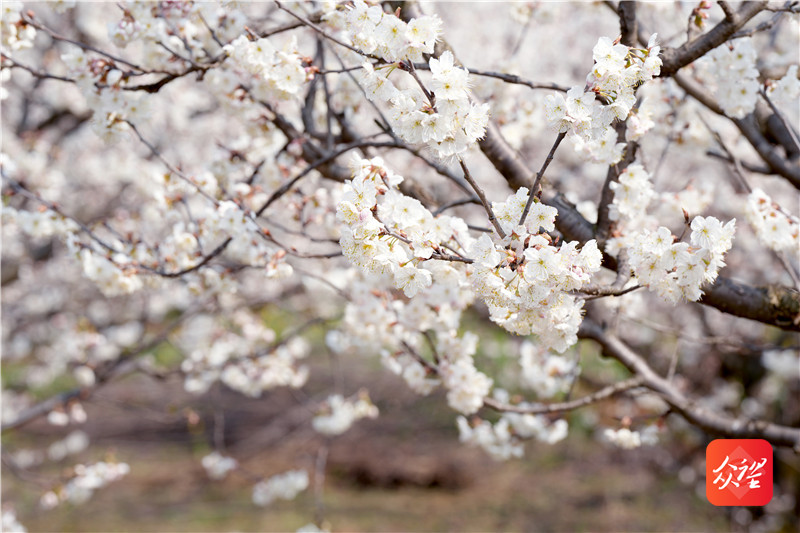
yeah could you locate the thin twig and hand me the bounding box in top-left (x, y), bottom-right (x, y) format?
top-left (413, 63), bottom-right (569, 92)
top-left (459, 158), bottom-right (506, 238)
top-left (2, 57), bottom-right (76, 83)
top-left (126, 121), bottom-right (220, 206)
top-left (274, 1), bottom-right (376, 59)
top-left (760, 87), bottom-right (800, 152)
top-left (484, 377), bottom-right (646, 415)
top-left (579, 284), bottom-right (643, 300)
top-left (518, 131), bottom-right (566, 227)
top-left (313, 442), bottom-right (329, 528)
top-left (433, 196), bottom-right (480, 216)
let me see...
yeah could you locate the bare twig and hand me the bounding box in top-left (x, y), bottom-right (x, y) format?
top-left (2, 57), bottom-right (76, 83)
top-left (433, 196), bottom-right (480, 216)
top-left (518, 131), bottom-right (566, 227)
top-left (413, 62), bottom-right (569, 92)
top-left (484, 377), bottom-right (646, 415)
top-left (578, 284), bottom-right (642, 300)
top-left (459, 158), bottom-right (506, 238)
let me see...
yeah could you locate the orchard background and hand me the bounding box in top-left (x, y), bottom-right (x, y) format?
top-left (1, 1), bottom-right (799, 531)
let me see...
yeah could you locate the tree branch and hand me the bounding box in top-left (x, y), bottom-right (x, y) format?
top-left (658, 1), bottom-right (769, 77)
top-left (579, 318), bottom-right (800, 449)
top-left (484, 376), bottom-right (646, 415)
top-left (617, 1), bottom-right (638, 47)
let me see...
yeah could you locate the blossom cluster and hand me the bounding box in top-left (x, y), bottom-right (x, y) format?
top-left (544, 35), bottom-right (662, 164)
top-left (311, 392), bottom-right (379, 436)
top-left (47, 403), bottom-right (87, 427)
top-left (177, 313), bottom-right (309, 397)
top-left (59, 49), bottom-right (152, 142)
top-left (439, 355), bottom-right (494, 415)
top-left (252, 470), bottom-right (309, 507)
top-left (745, 188), bottom-right (800, 254)
top-left (1, 2), bottom-right (36, 51)
top-left (628, 216), bottom-right (736, 304)
top-left (608, 163), bottom-right (656, 223)
top-left (518, 341), bottom-right (578, 399)
top-left (333, 1), bottom-right (485, 161)
top-left (2, 207), bottom-right (79, 240)
top-left (337, 155), bottom-right (471, 298)
top-left (767, 65), bottom-right (800, 109)
top-left (47, 431), bottom-right (90, 462)
top-left (359, 50), bottom-right (489, 161)
top-left (703, 37), bottom-right (759, 119)
top-left (1, 510), bottom-right (26, 533)
top-left (471, 188), bottom-right (603, 352)
top-left (457, 391), bottom-right (569, 461)
top-left (335, 0), bottom-right (442, 62)
top-left (40, 461), bottom-right (130, 508)
top-left (107, 2), bottom-right (243, 63)
top-left (603, 426), bottom-right (659, 449)
top-left (328, 271), bottom-right (488, 415)
top-left (202, 451), bottom-right (238, 480)
top-left (78, 249), bottom-right (144, 296)
top-left (222, 35), bottom-right (309, 102)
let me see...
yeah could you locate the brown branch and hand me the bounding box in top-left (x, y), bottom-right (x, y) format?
top-left (578, 283), bottom-right (642, 299)
top-left (141, 237), bottom-right (233, 278)
top-left (698, 278), bottom-right (800, 330)
top-left (658, 1), bottom-right (769, 77)
top-left (484, 376), bottom-right (646, 415)
top-left (617, 1), bottom-right (638, 47)
top-left (412, 62), bottom-right (569, 92)
top-left (459, 158), bottom-right (506, 238)
top-left (2, 56), bottom-right (76, 83)
top-left (578, 319), bottom-right (800, 449)
top-left (735, 113), bottom-right (800, 188)
top-left (672, 72), bottom-right (800, 189)
top-left (519, 131), bottom-right (566, 227)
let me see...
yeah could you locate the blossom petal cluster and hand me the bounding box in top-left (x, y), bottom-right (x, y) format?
top-left (518, 341), bottom-right (578, 399)
top-left (544, 35), bottom-right (661, 165)
top-left (340, 0), bottom-right (442, 62)
top-left (337, 155), bottom-right (470, 297)
top-left (222, 35), bottom-right (308, 102)
top-left (311, 393), bottom-right (379, 436)
top-left (471, 189), bottom-right (603, 352)
top-left (40, 461), bottom-right (130, 508)
top-left (628, 216), bottom-right (736, 303)
top-left (202, 451), bottom-right (238, 480)
top-left (603, 426), bottom-right (659, 449)
top-left (252, 470), bottom-right (309, 507)
top-left (745, 188), bottom-right (800, 253)
top-left (178, 314), bottom-right (309, 396)
top-left (608, 163), bottom-right (656, 222)
top-left (767, 65), bottom-right (800, 109)
top-left (457, 391), bottom-right (569, 460)
top-left (1, 2), bottom-right (36, 51)
top-left (704, 38), bottom-right (759, 118)
top-left (359, 51), bottom-right (489, 161)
